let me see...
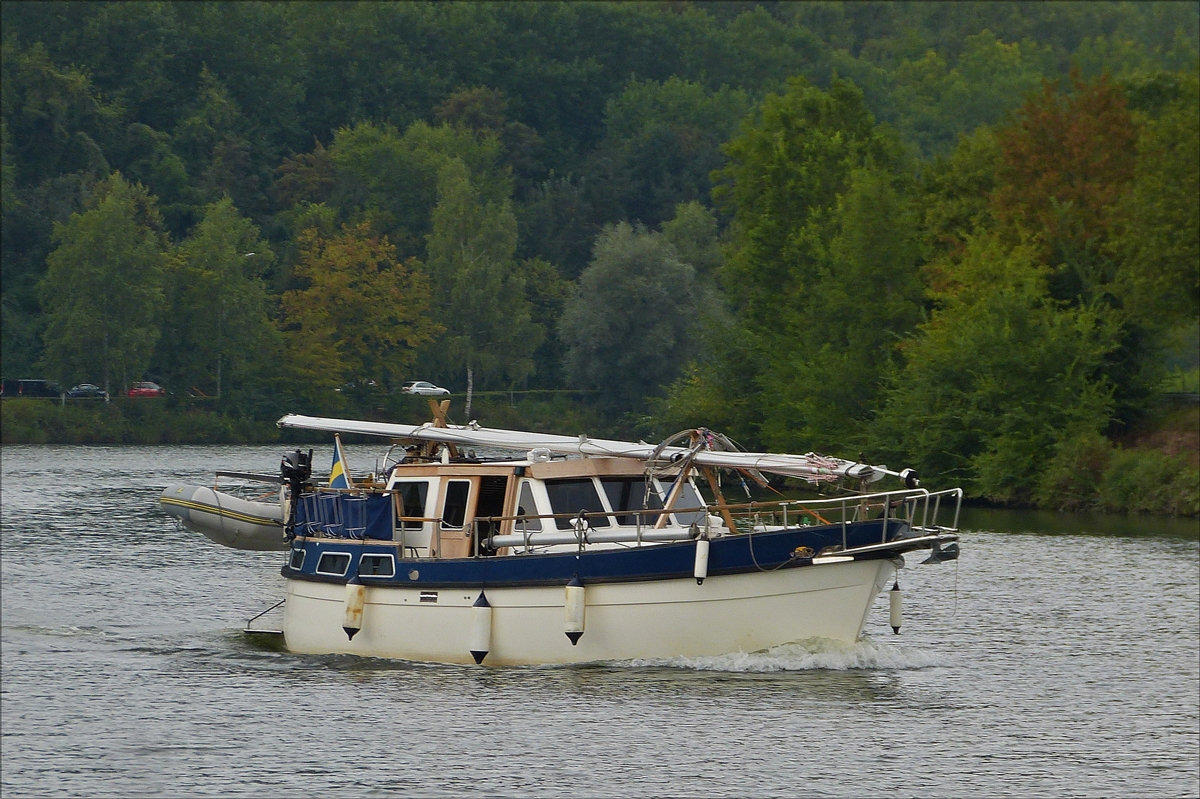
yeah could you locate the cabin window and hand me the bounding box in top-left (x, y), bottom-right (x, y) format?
top-left (359, 554), bottom-right (395, 577)
top-left (545, 478), bottom-right (611, 529)
top-left (289, 548), bottom-right (305, 570)
top-left (476, 476), bottom-right (508, 538)
top-left (516, 481), bottom-right (542, 531)
top-left (600, 477), bottom-right (664, 526)
top-left (441, 480), bottom-right (471, 529)
top-left (394, 481), bottom-right (429, 530)
top-left (315, 552), bottom-right (351, 576)
top-left (671, 481), bottom-right (707, 526)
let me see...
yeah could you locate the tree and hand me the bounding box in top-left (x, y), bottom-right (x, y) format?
top-left (991, 70), bottom-right (1138, 298)
top-left (661, 201), bottom-right (722, 277)
top-left (422, 159), bottom-right (542, 393)
top-left (990, 70), bottom-right (1165, 424)
top-left (1, 39), bottom-right (118, 377)
top-left (434, 86), bottom-right (546, 200)
top-left (756, 167), bottom-right (924, 452)
top-left (716, 77), bottom-right (904, 332)
top-left (871, 234), bottom-right (1120, 502)
top-left (160, 197), bottom-right (278, 400)
top-left (280, 222), bottom-right (441, 405)
top-left (560, 222), bottom-right (701, 414)
top-left (586, 77), bottom-right (752, 228)
top-left (39, 173), bottom-right (167, 395)
top-left (679, 78), bottom-right (913, 451)
top-left (1112, 71), bottom-right (1199, 329)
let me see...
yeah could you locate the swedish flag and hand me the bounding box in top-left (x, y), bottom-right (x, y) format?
top-left (329, 434), bottom-right (354, 489)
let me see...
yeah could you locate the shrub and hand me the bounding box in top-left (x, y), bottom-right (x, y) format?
top-left (1035, 433), bottom-right (1115, 511)
top-left (1099, 447), bottom-right (1200, 516)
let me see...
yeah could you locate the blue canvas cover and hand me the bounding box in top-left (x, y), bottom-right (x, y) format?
top-left (297, 492), bottom-right (393, 540)
top-left (363, 494), bottom-right (393, 540)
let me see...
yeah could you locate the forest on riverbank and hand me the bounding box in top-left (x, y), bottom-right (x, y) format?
top-left (2, 2), bottom-right (1197, 514)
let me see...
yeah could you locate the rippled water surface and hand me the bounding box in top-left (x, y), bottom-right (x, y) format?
top-left (3, 445), bottom-right (1198, 797)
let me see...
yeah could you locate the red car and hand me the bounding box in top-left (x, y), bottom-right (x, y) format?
top-left (127, 381), bottom-right (166, 398)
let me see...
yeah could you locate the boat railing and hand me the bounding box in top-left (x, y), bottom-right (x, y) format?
top-left (293, 485), bottom-right (963, 556)
top-left (478, 487), bottom-right (963, 553)
top-left (212, 471), bottom-right (282, 502)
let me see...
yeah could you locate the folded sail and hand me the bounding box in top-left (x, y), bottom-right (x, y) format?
top-left (276, 413), bottom-right (877, 483)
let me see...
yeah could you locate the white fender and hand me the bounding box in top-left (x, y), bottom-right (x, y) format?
top-left (564, 575), bottom-right (585, 645)
top-left (693, 538), bottom-right (710, 585)
top-left (469, 592), bottom-right (492, 664)
top-left (343, 578), bottom-right (365, 640)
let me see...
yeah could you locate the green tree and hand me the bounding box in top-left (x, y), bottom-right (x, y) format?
top-left (38, 173), bottom-right (167, 395)
top-left (683, 78), bottom-right (912, 451)
top-left (160, 197), bottom-right (279, 400)
top-left (587, 77), bottom-right (752, 227)
top-left (422, 159), bottom-right (542, 393)
top-left (279, 120), bottom-right (510, 261)
top-left (716, 77), bottom-right (904, 333)
top-left (915, 125), bottom-right (1002, 266)
top-left (756, 167), bottom-right (924, 451)
top-left (1, 39), bottom-right (118, 377)
top-left (1112, 70), bottom-right (1199, 330)
top-left (661, 201), bottom-right (723, 277)
top-left (560, 222), bottom-right (702, 414)
top-left (871, 234), bottom-right (1120, 502)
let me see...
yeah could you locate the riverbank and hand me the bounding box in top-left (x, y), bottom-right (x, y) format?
top-left (3, 397), bottom-right (1196, 517)
top-left (0, 392), bottom-right (604, 446)
top-left (0, 398), bottom-right (282, 444)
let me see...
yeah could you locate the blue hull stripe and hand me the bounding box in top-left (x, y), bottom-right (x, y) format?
top-left (284, 519), bottom-right (911, 589)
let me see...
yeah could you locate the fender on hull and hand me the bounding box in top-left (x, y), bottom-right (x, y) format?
top-left (160, 484), bottom-right (286, 551)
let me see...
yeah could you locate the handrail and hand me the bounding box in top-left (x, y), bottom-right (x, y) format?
top-left (295, 484), bottom-right (964, 556)
top-left (467, 487), bottom-right (962, 529)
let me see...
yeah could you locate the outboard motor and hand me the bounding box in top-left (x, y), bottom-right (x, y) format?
top-left (281, 449), bottom-right (313, 541)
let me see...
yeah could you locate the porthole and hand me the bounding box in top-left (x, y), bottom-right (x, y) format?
top-left (315, 552), bottom-right (351, 576)
top-left (289, 548), bottom-right (305, 570)
top-left (359, 553), bottom-right (395, 577)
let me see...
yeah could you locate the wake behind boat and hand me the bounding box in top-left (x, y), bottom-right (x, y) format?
top-left (160, 403), bottom-right (961, 665)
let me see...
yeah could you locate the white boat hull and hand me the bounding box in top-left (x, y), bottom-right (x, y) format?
top-left (282, 558), bottom-right (897, 665)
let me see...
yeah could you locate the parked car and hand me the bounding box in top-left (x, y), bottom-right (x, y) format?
top-left (68, 383), bottom-right (108, 399)
top-left (1, 378), bottom-right (63, 398)
top-left (127, 381), bottom-right (166, 398)
top-left (400, 380), bottom-right (450, 396)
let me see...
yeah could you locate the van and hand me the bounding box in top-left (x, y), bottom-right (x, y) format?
top-left (0, 379), bottom-right (64, 398)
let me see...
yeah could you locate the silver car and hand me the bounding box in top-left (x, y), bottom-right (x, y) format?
top-left (400, 380), bottom-right (450, 396)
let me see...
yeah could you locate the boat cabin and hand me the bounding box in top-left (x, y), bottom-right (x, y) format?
top-left (292, 453), bottom-right (715, 560)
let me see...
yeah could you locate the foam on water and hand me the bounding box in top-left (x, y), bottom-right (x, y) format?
top-left (620, 636), bottom-right (942, 672)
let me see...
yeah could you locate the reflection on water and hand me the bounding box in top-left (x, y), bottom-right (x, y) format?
top-left (2, 445), bottom-right (1198, 798)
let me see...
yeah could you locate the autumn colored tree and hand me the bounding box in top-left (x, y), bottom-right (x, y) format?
top-left (280, 222), bottom-right (441, 404)
top-left (991, 70), bottom-right (1138, 299)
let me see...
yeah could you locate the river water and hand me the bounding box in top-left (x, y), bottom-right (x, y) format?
top-left (2, 444), bottom-right (1197, 797)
